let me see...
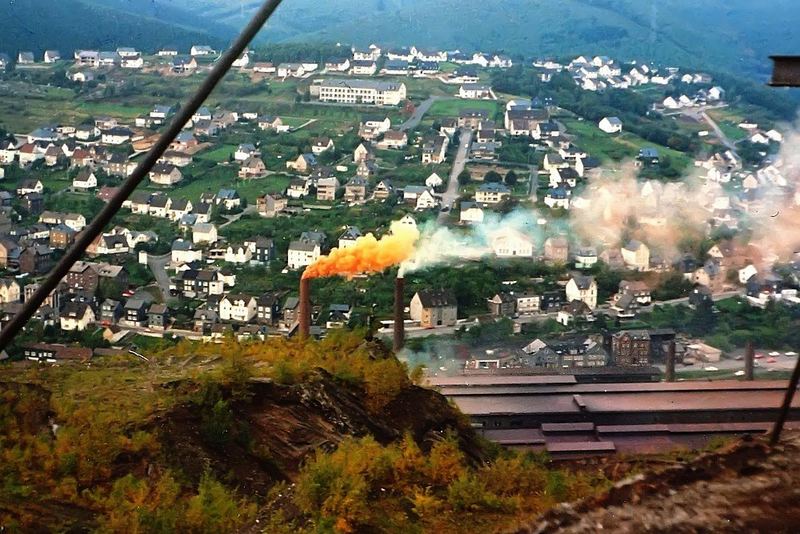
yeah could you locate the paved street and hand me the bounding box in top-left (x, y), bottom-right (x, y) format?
top-left (378, 290), bottom-right (747, 340)
top-left (438, 128), bottom-right (472, 223)
top-left (146, 253), bottom-right (172, 301)
top-left (400, 96), bottom-right (443, 131)
top-left (220, 204), bottom-right (256, 228)
top-left (528, 164), bottom-right (539, 202)
top-left (701, 110), bottom-right (739, 157)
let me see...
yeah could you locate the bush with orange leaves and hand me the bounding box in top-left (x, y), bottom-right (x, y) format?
top-left (290, 432), bottom-right (609, 534)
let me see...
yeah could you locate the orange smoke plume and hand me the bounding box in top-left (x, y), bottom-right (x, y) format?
top-left (302, 221), bottom-right (420, 280)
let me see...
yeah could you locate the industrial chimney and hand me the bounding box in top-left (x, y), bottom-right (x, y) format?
top-left (744, 341), bottom-right (755, 381)
top-left (299, 277), bottom-right (311, 339)
top-left (393, 276), bottom-right (405, 352)
top-left (665, 340), bottom-right (676, 382)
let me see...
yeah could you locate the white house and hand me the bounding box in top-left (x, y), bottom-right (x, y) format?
top-left (149, 163), bottom-right (183, 186)
top-left (0, 140), bottom-right (17, 164)
top-left (191, 45), bottom-right (216, 56)
top-left (425, 172), bottom-right (444, 189)
top-left (458, 84), bottom-right (495, 100)
top-left (739, 264), bottom-right (758, 284)
top-left (277, 63), bottom-right (305, 78)
top-left (234, 143), bottom-right (259, 162)
top-left (171, 239), bottom-right (203, 265)
top-left (459, 202), bottom-right (485, 224)
top-left (63, 213), bottom-right (86, 232)
top-left (475, 183), bottom-right (511, 205)
top-left (598, 117), bottom-right (623, 134)
top-left (491, 229), bottom-right (534, 258)
top-left (288, 239), bottom-right (321, 270)
top-left (192, 223), bottom-right (218, 245)
top-left (350, 60), bottom-right (377, 76)
top-left (225, 245), bottom-right (253, 264)
top-left (663, 96), bottom-right (681, 110)
top-left (311, 136), bottom-right (335, 155)
top-left (72, 171), bottom-right (97, 191)
top-left (0, 279), bottom-right (21, 304)
top-left (60, 302), bottom-right (95, 331)
top-left (219, 294), bottom-right (257, 322)
top-left (621, 240), bottom-right (650, 271)
top-left (765, 129), bottom-right (784, 143)
top-left (565, 274), bottom-right (598, 310)
top-left (708, 86), bottom-right (725, 101)
top-left (233, 51), bottom-right (251, 68)
top-left (415, 189), bottom-right (439, 210)
top-left (121, 55), bottom-right (144, 69)
top-left (544, 188), bottom-right (570, 209)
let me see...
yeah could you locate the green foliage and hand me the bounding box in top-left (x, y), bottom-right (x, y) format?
top-left (484, 170), bottom-right (502, 183)
top-left (645, 299), bottom-right (800, 349)
top-left (200, 399), bottom-right (234, 449)
top-left (185, 472), bottom-right (257, 533)
top-left (652, 272), bottom-right (694, 301)
top-left (289, 431), bottom-right (607, 532)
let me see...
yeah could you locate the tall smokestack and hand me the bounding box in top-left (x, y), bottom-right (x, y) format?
top-left (665, 340), bottom-right (676, 382)
top-left (299, 277), bottom-right (311, 339)
top-left (744, 341), bottom-right (755, 381)
top-left (393, 276), bottom-right (405, 352)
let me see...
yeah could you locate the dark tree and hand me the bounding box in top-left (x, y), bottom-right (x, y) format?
top-left (484, 171), bottom-right (502, 183)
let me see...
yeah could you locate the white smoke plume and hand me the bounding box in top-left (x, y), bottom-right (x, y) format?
top-left (398, 116), bottom-right (800, 276)
top-left (742, 123), bottom-right (800, 265)
top-left (569, 162), bottom-right (718, 262)
top-left (400, 209), bottom-right (552, 275)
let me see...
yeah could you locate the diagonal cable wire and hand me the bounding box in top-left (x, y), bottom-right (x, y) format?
top-left (0, 0), bottom-right (285, 352)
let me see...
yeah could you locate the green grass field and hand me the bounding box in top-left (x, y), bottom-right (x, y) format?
top-left (148, 165), bottom-right (291, 204)
top-left (196, 144), bottom-right (238, 162)
top-left (427, 98), bottom-right (501, 118)
top-left (76, 102), bottom-right (151, 118)
top-left (716, 120), bottom-right (748, 142)
top-left (563, 118), bottom-right (693, 171)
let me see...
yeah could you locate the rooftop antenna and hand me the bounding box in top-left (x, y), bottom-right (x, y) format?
top-left (767, 56), bottom-right (800, 446)
top-left (0, 0), bottom-right (285, 353)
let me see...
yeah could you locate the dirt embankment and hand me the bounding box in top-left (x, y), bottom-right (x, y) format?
top-left (157, 369), bottom-right (485, 496)
top-left (516, 433), bottom-right (800, 533)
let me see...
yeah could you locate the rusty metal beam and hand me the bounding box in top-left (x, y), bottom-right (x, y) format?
top-left (769, 56), bottom-right (800, 87)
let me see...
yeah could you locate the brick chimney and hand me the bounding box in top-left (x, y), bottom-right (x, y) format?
top-left (744, 341), bottom-right (755, 381)
top-left (299, 277), bottom-right (311, 339)
top-left (665, 340), bottom-right (676, 382)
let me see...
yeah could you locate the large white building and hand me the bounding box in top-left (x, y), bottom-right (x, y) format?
top-left (315, 79), bottom-right (407, 106)
top-left (491, 229), bottom-right (534, 258)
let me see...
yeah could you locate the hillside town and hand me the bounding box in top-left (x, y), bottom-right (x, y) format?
top-left (0, 42), bottom-right (797, 376)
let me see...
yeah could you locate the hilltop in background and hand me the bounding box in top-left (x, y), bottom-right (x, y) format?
top-left (71, 0), bottom-right (800, 78)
